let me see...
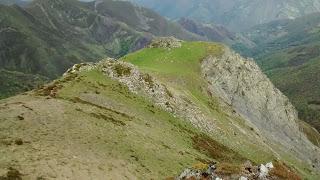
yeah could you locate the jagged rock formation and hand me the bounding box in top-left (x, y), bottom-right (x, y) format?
top-left (202, 48), bottom-right (320, 169)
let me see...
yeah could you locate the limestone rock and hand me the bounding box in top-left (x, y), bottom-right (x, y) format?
top-left (201, 47), bottom-right (320, 169)
top-left (258, 164), bottom-right (269, 179)
top-left (99, 60), bottom-right (216, 133)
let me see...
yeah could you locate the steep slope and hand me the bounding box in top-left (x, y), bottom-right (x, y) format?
top-left (1, 39), bottom-right (319, 179)
top-left (236, 13), bottom-right (320, 133)
top-left (129, 0), bottom-right (320, 31)
top-left (0, 0), bottom-right (199, 99)
top-left (0, 69), bottom-right (48, 99)
top-left (90, 0), bottom-right (200, 40)
top-left (177, 18), bottom-right (236, 43)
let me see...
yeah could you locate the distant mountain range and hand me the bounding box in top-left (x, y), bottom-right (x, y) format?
top-left (129, 0), bottom-right (320, 31)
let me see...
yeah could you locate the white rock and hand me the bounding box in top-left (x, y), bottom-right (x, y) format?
top-left (215, 178), bottom-right (223, 180)
top-left (239, 176), bottom-right (248, 180)
top-left (178, 168), bottom-right (191, 179)
top-left (259, 164), bottom-right (269, 178)
top-left (266, 162), bottom-right (274, 169)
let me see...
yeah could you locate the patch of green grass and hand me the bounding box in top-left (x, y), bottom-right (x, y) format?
top-left (122, 41), bottom-right (223, 75)
top-left (122, 41), bottom-right (224, 112)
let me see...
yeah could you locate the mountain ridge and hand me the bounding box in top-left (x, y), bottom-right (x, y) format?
top-left (1, 39), bottom-right (318, 179)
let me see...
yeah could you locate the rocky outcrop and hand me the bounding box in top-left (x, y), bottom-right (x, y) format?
top-left (201, 47), bottom-right (320, 169)
top-left (148, 37), bottom-right (182, 49)
top-left (62, 57), bottom-right (216, 133)
top-left (176, 161), bottom-right (296, 180)
top-left (99, 60), bottom-right (216, 133)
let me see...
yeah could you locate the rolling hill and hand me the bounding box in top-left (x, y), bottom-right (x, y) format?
top-left (0, 38), bottom-right (319, 179)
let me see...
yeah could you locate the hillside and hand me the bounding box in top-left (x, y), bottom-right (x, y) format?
top-left (129, 0), bottom-right (320, 31)
top-left (0, 39), bottom-right (319, 179)
top-left (0, 69), bottom-right (48, 99)
top-left (177, 18), bottom-right (236, 43)
top-left (0, 0), bottom-right (199, 99)
top-left (235, 13), bottom-right (320, 133)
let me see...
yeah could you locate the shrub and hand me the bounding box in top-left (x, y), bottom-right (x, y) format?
top-left (192, 162), bottom-right (208, 171)
top-left (269, 161), bottom-right (301, 180)
top-left (114, 64), bottom-right (131, 76)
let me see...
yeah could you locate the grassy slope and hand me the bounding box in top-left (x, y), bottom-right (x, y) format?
top-left (0, 41), bottom-right (319, 178)
top-left (56, 70), bottom-right (210, 178)
top-left (0, 67), bottom-right (251, 179)
top-left (122, 41), bottom-right (319, 178)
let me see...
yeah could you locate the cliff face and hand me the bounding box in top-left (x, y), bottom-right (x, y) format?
top-left (202, 48), bottom-right (320, 168)
top-left (0, 39), bottom-right (319, 179)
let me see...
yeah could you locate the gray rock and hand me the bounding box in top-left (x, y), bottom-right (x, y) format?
top-left (100, 60), bottom-right (216, 133)
top-left (201, 47), bottom-right (320, 169)
top-left (239, 176), bottom-right (248, 180)
top-left (265, 162), bottom-right (274, 169)
top-left (258, 164), bottom-right (269, 179)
